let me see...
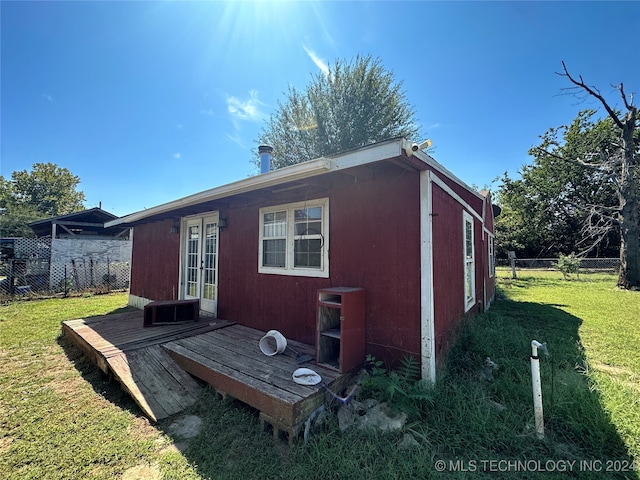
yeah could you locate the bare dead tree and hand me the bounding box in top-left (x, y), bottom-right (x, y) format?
top-left (554, 62), bottom-right (639, 289)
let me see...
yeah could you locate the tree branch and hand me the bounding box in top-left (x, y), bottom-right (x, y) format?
top-left (558, 61), bottom-right (625, 129)
top-left (532, 145), bottom-right (614, 174)
top-left (617, 83), bottom-right (633, 111)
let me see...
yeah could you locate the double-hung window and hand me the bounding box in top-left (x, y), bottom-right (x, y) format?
top-left (259, 198), bottom-right (329, 277)
top-left (463, 211), bottom-right (475, 311)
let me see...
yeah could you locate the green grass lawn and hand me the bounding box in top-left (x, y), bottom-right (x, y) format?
top-left (0, 275), bottom-right (638, 479)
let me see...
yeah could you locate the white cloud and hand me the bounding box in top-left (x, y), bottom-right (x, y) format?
top-left (427, 122), bottom-right (442, 130)
top-left (42, 93), bottom-right (54, 103)
top-left (176, 123), bottom-right (183, 129)
top-left (226, 89), bottom-right (265, 122)
top-left (173, 152), bottom-right (181, 159)
top-left (303, 46), bottom-right (329, 76)
top-left (225, 132), bottom-right (247, 149)
top-left (200, 109), bottom-right (215, 116)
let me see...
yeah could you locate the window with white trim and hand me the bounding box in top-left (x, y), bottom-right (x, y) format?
top-left (488, 233), bottom-right (495, 278)
top-left (463, 211), bottom-right (475, 311)
top-left (259, 198), bottom-right (329, 277)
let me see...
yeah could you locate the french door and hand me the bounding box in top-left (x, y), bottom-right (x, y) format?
top-left (183, 213), bottom-right (219, 316)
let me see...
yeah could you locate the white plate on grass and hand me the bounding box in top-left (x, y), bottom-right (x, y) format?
top-left (292, 368), bottom-right (322, 385)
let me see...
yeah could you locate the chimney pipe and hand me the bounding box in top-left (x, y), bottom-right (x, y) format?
top-left (258, 145), bottom-right (273, 174)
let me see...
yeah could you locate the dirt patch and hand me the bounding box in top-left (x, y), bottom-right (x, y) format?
top-left (166, 414), bottom-right (203, 439)
top-left (121, 463), bottom-right (161, 480)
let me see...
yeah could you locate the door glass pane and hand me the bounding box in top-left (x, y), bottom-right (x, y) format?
top-left (203, 222), bottom-right (217, 300)
top-left (187, 225), bottom-right (199, 297)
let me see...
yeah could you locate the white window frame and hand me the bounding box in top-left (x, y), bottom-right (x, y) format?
top-left (258, 198), bottom-right (329, 278)
top-left (463, 211), bottom-right (475, 311)
top-left (488, 233), bottom-right (495, 278)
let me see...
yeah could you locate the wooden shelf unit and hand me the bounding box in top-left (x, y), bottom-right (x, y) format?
top-left (316, 287), bottom-right (365, 373)
top-left (143, 299), bottom-right (199, 327)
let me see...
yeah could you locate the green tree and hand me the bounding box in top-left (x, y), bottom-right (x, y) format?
top-left (549, 63), bottom-right (639, 289)
top-left (497, 62), bottom-right (639, 289)
top-left (495, 111), bottom-right (621, 258)
top-left (257, 55), bottom-right (421, 169)
top-left (0, 163), bottom-right (85, 237)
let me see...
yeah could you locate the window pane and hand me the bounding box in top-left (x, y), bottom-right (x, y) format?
top-left (465, 263), bottom-right (473, 300)
top-left (294, 239), bottom-right (322, 268)
top-left (263, 211), bottom-right (286, 237)
top-left (263, 239), bottom-right (286, 267)
top-left (294, 207), bottom-right (322, 235)
top-left (465, 221), bottom-right (473, 257)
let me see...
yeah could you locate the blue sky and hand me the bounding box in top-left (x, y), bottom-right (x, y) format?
top-left (2, 1), bottom-right (638, 217)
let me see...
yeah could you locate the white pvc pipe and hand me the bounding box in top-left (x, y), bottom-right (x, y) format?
top-left (530, 340), bottom-right (546, 439)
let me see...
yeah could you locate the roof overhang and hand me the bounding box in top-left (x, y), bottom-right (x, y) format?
top-left (106, 138), bottom-right (483, 227)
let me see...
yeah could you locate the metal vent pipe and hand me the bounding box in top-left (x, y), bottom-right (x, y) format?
top-left (258, 145), bottom-right (273, 174)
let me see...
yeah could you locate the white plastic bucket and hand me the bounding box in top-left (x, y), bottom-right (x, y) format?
top-left (259, 330), bottom-right (287, 356)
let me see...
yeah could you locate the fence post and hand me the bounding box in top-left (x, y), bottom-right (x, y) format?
top-left (508, 251), bottom-right (517, 279)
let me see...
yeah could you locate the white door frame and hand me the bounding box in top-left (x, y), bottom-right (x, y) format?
top-left (179, 211), bottom-right (219, 316)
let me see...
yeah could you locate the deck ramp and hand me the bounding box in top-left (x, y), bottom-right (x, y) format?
top-left (62, 312), bottom-right (233, 421)
top-left (107, 345), bottom-right (201, 421)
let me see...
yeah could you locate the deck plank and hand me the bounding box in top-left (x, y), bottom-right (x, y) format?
top-left (107, 354), bottom-right (165, 421)
top-left (164, 324), bottom-right (347, 428)
top-left (175, 331), bottom-right (332, 396)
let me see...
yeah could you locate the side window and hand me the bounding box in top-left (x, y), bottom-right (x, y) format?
top-left (488, 234), bottom-right (495, 278)
top-left (463, 212), bottom-right (475, 311)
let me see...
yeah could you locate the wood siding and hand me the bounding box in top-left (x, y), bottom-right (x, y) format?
top-left (130, 219), bottom-right (181, 301)
top-left (218, 166), bottom-right (422, 364)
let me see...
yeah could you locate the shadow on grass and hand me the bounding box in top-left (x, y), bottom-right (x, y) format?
top-left (443, 296), bottom-right (638, 478)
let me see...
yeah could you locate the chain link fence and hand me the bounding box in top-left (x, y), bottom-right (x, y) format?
top-left (1, 236), bottom-right (131, 300)
top-left (0, 258), bottom-right (130, 300)
top-left (496, 257), bottom-right (620, 273)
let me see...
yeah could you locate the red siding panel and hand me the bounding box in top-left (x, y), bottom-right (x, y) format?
top-left (130, 219), bottom-right (180, 301)
top-left (218, 167), bottom-right (422, 365)
top-left (431, 182), bottom-right (466, 361)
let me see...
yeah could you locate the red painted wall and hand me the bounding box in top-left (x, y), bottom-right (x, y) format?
top-left (431, 182), bottom-right (466, 360)
top-left (218, 166), bottom-right (422, 363)
top-left (130, 219), bottom-right (181, 301)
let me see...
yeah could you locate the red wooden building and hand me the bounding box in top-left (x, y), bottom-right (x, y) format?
top-left (107, 138), bottom-right (496, 382)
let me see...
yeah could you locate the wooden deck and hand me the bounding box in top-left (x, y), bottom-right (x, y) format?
top-left (62, 311), bottom-right (232, 421)
top-left (62, 311), bottom-right (352, 438)
top-left (164, 324), bottom-right (347, 436)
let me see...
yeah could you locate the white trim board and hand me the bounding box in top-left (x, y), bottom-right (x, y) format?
top-left (419, 170), bottom-right (436, 383)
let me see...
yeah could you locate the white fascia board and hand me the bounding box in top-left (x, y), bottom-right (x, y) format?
top-left (106, 139), bottom-right (408, 228)
top-left (431, 173), bottom-right (483, 223)
top-left (106, 158), bottom-right (332, 227)
top-left (401, 139), bottom-right (485, 202)
top-left (330, 139), bottom-right (403, 170)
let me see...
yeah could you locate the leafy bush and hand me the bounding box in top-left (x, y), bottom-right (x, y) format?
top-left (359, 355), bottom-right (433, 419)
top-left (555, 252), bottom-right (581, 280)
